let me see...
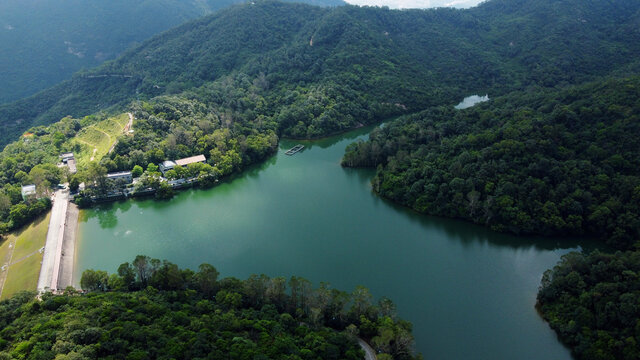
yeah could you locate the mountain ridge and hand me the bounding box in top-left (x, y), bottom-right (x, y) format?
top-left (1, 0), bottom-right (639, 147)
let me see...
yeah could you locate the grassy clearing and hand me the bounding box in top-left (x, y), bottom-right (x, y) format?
top-left (0, 212), bottom-right (50, 300)
top-left (1, 251), bottom-right (43, 299)
top-left (11, 213), bottom-right (50, 260)
top-left (70, 113), bottom-right (129, 169)
top-left (0, 236), bottom-right (11, 267)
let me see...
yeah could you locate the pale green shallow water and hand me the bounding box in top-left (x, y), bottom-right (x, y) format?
top-left (76, 126), bottom-right (585, 359)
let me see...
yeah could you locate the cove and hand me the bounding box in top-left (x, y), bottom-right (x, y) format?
top-left (76, 126), bottom-right (585, 359)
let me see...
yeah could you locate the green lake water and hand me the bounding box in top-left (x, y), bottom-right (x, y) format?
top-left (76, 126), bottom-right (586, 359)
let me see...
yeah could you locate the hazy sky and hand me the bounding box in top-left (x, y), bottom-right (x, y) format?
top-left (343, 0), bottom-right (485, 9)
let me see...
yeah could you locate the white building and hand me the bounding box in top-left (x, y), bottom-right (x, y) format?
top-left (106, 171), bottom-right (133, 184)
top-left (21, 184), bottom-right (36, 200)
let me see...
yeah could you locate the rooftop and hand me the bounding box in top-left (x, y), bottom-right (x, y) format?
top-left (175, 154), bottom-right (206, 167)
top-left (67, 159), bottom-right (77, 174)
top-left (106, 171), bottom-right (132, 178)
top-left (22, 184), bottom-right (36, 192)
top-left (21, 184), bottom-right (36, 195)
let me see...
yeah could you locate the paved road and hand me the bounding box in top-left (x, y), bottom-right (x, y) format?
top-left (37, 189), bottom-right (68, 292)
top-left (57, 202), bottom-right (79, 290)
top-left (358, 338), bottom-right (377, 360)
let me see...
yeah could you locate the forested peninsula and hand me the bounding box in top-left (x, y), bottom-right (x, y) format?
top-left (0, 256), bottom-right (419, 359)
top-left (342, 77), bottom-right (640, 248)
top-left (341, 76), bottom-right (640, 359)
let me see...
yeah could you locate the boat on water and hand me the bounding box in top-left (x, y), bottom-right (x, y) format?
top-left (285, 144), bottom-right (304, 155)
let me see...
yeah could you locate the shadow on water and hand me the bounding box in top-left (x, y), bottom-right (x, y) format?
top-left (342, 166), bottom-right (377, 184)
top-left (339, 163), bottom-right (600, 252)
top-left (280, 124), bottom-right (378, 151)
top-left (376, 193), bottom-right (599, 251)
top-left (80, 202), bottom-right (122, 229)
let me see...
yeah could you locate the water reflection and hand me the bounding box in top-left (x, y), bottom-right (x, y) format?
top-left (455, 94), bottom-right (490, 109)
top-left (280, 124), bottom-right (378, 151)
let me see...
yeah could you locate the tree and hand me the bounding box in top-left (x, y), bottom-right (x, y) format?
top-left (132, 255), bottom-right (154, 287)
top-left (9, 203), bottom-right (29, 228)
top-left (155, 182), bottom-right (174, 200)
top-left (195, 263), bottom-right (219, 298)
top-left (146, 163), bottom-right (160, 175)
top-left (85, 162), bottom-right (108, 194)
top-left (131, 165), bottom-right (143, 178)
top-left (80, 269), bottom-right (109, 291)
top-left (68, 175), bottom-right (81, 192)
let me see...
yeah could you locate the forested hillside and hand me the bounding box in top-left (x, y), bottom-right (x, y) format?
top-left (537, 250), bottom-right (640, 360)
top-left (1, 0), bottom-right (639, 147)
top-left (0, 257), bottom-right (419, 360)
top-left (343, 77), bottom-right (640, 248)
top-left (0, 0), bottom-right (344, 105)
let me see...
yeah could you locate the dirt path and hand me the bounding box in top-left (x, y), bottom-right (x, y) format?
top-left (74, 138), bottom-right (98, 161)
top-left (109, 113), bottom-right (133, 154)
top-left (6, 247), bottom-right (42, 266)
top-left (0, 238), bottom-right (17, 298)
top-left (93, 127), bottom-right (112, 139)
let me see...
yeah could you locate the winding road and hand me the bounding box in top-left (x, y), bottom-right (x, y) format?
top-left (358, 338), bottom-right (377, 360)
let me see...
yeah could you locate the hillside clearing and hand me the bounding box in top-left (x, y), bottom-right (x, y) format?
top-left (70, 113), bottom-right (129, 169)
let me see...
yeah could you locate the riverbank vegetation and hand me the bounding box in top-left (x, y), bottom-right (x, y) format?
top-left (343, 77), bottom-right (640, 249)
top-left (537, 250), bottom-right (640, 360)
top-left (342, 74), bottom-right (640, 359)
top-left (0, 256), bottom-right (420, 359)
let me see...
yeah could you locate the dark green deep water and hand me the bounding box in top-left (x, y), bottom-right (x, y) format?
top-left (76, 126), bottom-right (585, 359)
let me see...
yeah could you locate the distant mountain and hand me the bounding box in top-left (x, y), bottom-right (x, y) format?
top-left (0, 0), bottom-right (345, 104)
top-left (0, 0), bottom-right (639, 147)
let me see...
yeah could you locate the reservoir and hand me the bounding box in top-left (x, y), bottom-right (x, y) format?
top-left (76, 126), bottom-right (583, 360)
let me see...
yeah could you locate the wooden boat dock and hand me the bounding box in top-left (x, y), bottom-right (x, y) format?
top-left (285, 144), bottom-right (304, 155)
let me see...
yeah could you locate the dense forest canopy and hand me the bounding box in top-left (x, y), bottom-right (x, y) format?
top-left (0, 0), bottom-right (344, 105)
top-left (0, 256), bottom-right (419, 360)
top-left (1, 0), bottom-right (638, 147)
top-left (537, 250), bottom-right (640, 360)
top-left (343, 77), bottom-right (640, 248)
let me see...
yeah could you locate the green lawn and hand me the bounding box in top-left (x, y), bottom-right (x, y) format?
top-left (0, 212), bottom-right (50, 300)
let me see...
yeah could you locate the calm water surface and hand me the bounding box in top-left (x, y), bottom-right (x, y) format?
top-left (76, 126), bottom-right (584, 359)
